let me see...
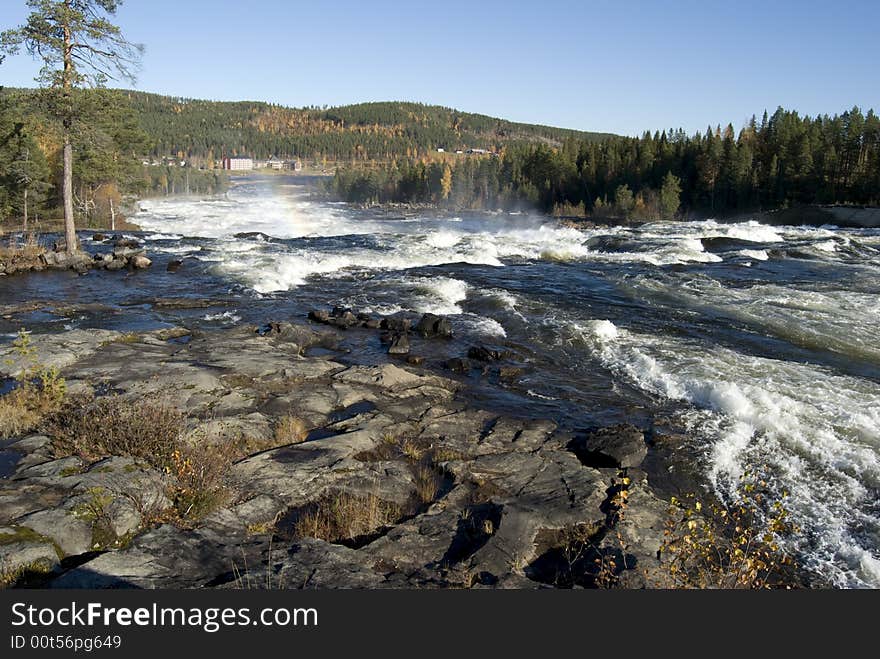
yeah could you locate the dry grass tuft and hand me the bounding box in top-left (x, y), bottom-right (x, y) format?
top-left (292, 492), bottom-right (402, 544)
top-left (273, 415), bottom-right (309, 446)
top-left (412, 463), bottom-right (442, 505)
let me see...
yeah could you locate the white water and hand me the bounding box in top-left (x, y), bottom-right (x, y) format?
top-left (138, 185), bottom-right (847, 294)
top-left (134, 181), bottom-right (880, 587)
top-left (575, 318), bottom-right (880, 588)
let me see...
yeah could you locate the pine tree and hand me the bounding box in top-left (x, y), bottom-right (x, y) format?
top-left (1, 0), bottom-right (142, 253)
top-left (659, 171), bottom-right (682, 219)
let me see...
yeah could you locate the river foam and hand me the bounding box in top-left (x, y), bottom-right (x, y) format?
top-left (574, 318), bottom-right (880, 588)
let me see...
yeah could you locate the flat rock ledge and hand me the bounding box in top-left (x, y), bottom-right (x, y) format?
top-left (0, 323), bottom-right (667, 589)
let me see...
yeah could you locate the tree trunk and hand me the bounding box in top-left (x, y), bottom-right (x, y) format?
top-left (22, 187), bottom-right (28, 233)
top-left (63, 139), bottom-right (76, 254)
top-left (109, 197), bottom-right (116, 231)
top-left (62, 7), bottom-right (77, 255)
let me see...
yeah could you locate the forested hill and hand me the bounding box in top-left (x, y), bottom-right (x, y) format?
top-left (123, 91), bottom-right (614, 162)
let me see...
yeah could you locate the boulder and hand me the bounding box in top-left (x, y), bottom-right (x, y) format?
top-left (308, 309), bottom-right (331, 324)
top-left (445, 357), bottom-right (473, 373)
top-left (380, 314), bottom-right (411, 333)
top-left (167, 259), bottom-right (183, 273)
top-left (114, 238), bottom-right (140, 248)
top-left (567, 424), bottom-right (647, 468)
top-left (387, 332), bottom-right (410, 355)
top-left (92, 233), bottom-right (107, 242)
top-left (131, 255), bottom-right (152, 269)
top-left (415, 313), bottom-right (452, 338)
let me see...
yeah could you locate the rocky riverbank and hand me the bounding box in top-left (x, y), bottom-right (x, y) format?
top-left (0, 311), bottom-right (674, 589)
top-left (0, 234), bottom-right (152, 277)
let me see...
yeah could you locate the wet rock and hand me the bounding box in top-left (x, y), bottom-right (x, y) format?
top-left (131, 255), bottom-right (152, 269)
top-left (105, 259), bottom-right (126, 272)
top-left (233, 231), bottom-right (276, 241)
top-left (114, 238), bottom-right (140, 248)
top-left (445, 357), bottom-right (473, 373)
top-left (166, 259), bottom-right (183, 273)
top-left (406, 355), bottom-right (424, 366)
top-left (113, 247), bottom-right (144, 260)
top-left (387, 333), bottom-right (410, 355)
top-left (380, 314), bottom-right (411, 333)
top-left (468, 345), bottom-right (513, 362)
top-left (568, 424), bottom-right (647, 469)
top-left (415, 313), bottom-right (452, 338)
top-left (92, 233), bottom-right (107, 242)
top-left (498, 366), bottom-right (523, 380)
top-left (308, 307), bottom-right (358, 329)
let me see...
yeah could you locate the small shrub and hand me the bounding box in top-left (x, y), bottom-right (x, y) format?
top-left (0, 329), bottom-right (67, 438)
top-left (657, 475), bottom-right (799, 589)
top-left (292, 492), bottom-right (402, 543)
top-left (72, 486), bottom-right (117, 549)
top-left (168, 442), bottom-right (235, 522)
top-left (45, 394), bottom-right (184, 466)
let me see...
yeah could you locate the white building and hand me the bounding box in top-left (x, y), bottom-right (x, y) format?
top-left (222, 157), bottom-right (254, 171)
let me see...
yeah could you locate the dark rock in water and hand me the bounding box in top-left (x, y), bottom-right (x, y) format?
top-left (416, 313), bottom-right (452, 337)
top-left (330, 307), bottom-right (358, 327)
top-left (468, 345), bottom-right (513, 362)
top-left (233, 231), bottom-right (276, 242)
top-left (387, 332), bottom-right (410, 355)
top-left (445, 357), bottom-right (473, 373)
top-left (380, 314), bottom-right (411, 332)
top-left (567, 424), bottom-right (647, 469)
top-left (309, 307), bottom-right (359, 329)
top-left (167, 259), bottom-right (183, 273)
top-left (406, 355), bottom-right (424, 365)
top-left (105, 259), bottom-right (126, 272)
top-left (92, 233), bottom-right (107, 242)
top-left (362, 318), bottom-right (381, 329)
top-left (114, 238), bottom-right (140, 248)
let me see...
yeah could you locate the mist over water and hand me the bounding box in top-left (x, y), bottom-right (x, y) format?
top-left (4, 176), bottom-right (880, 587)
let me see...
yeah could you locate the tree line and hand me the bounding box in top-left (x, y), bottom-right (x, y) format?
top-left (0, 86), bottom-right (226, 231)
top-left (124, 93), bottom-right (611, 165)
top-left (333, 106), bottom-right (880, 220)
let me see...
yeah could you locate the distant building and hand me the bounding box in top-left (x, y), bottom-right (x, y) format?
top-left (291, 160), bottom-right (303, 172)
top-left (436, 147), bottom-right (445, 153)
top-left (267, 156), bottom-right (286, 170)
top-left (466, 148), bottom-right (489, 155)
top-left (222, 157), bottom-right (253, 171)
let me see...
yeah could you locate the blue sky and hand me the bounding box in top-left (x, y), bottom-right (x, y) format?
top-left (2, 0), bottom-right (878, 136)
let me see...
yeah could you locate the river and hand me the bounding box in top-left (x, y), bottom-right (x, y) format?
top-left (2, 174), bottom-right (879, 588)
